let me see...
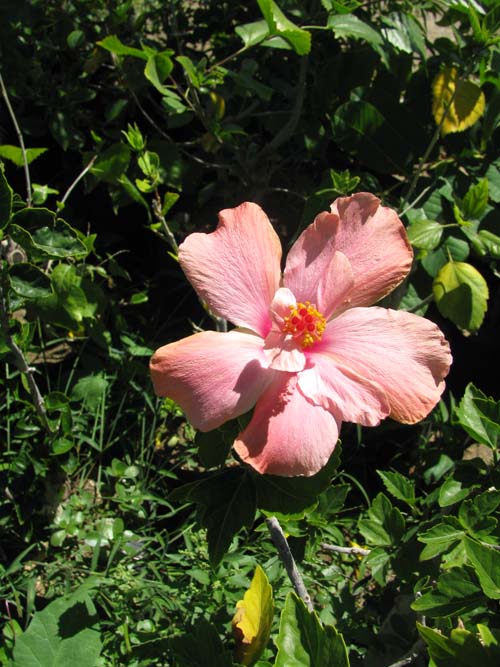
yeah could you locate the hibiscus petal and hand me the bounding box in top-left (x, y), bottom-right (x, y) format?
top-left (330, 193), bottom-right (413, 307)
top-left (322, 307), bottom-right (452, 424)
top-left (179, 202), bottom-right (282, 337)
top-left (234, 374), bottom-right (340, 477)
top-left (298, 355), bottom-right (390, 426)
top-left (283, 212), bottom-right (354, 318)
top-left (150, 330), bottom-right (274, 431)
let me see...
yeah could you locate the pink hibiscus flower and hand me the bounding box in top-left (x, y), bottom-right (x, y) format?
top-left (150, 193), bottom-right (452, 477)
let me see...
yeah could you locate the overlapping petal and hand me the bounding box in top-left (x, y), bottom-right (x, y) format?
top-left (179, 202), bottom-right (282, 337)
top-left (283, 212), bottom-right (355, 319)
top-left (234, 374), bottom-right (340, 477)
top-left (150, 330), bottom-right (274, 431)
top-left (298, 357), bottom-right (390, 427)
top-left (330, 193), bottom-right (413, 307)
top-left (321, 307), bottom-right (452, 423)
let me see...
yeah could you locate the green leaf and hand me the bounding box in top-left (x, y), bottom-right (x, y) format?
top-left (176, 55), bottom-right (201, 88)
top-left (196, 428), bottom-right (233, 469)
top-left (465, 538), bottom-right (500, 599)
top-left (358, 493), bottom-right (405, 547)
top-left (257, 0), bottom-right (311, 55)
top-left (144, 52), bottom-right (174, 94)
top-left (433, 260), bottom-right (489, 332)
top-left (361, 547), bottom-right (391, 585)
top-left (412, 566), bottom-right (483, 617)
top-left (235, 20), bottom-right (270, 48)
top-left (0, 145), bottom-right (47, 167)
top-left (255, 447), bottom-right (341, 515)
top-left (171, 468), bottom-right (257, 566)
top-left (274, 593), bottom-right (349, 667)
top-left (421, 235), bottom-right (469, 278)
top-left (461, 178), bottom-right (489, 220)
top-left (327, 14), bottom-right (383, 50)
top-left (418, 521), bottom-right (465, 560)
top-left (10, 209), bottom-right (88, 259)
top-left (11, 591), bottom-right (101, 667)
top-left (407, 219), bottom-right (444, 250)
top-left (91, 143), bottom-right (130, 183)
top-left (377, 470), bottom-right (416, 507)
top-left (417, 623), bottom-right (500, 667)
top-left (439, 477), bottom-right (471, 507)
top-left (0, 166), bottom-right (13, 228)
top-left (232, 565), bottom-right (274, 667)
top-left (71, 374), bottom-right (109, 410)
top-left (9, 263), bottom-right (52, 300)
top-left (170, 618), bottom-right (234, 667)
top-left (97, 35), bottom-right (148, 60)
top-left (455, 383), bottom-right (500, 449)
top-left (459, 496), bottom-right (497, 538)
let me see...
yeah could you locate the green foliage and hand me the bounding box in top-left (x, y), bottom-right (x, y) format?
top-left (1, 1), bottom-right (500, 665)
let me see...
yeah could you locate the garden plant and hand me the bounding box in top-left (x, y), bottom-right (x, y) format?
top-left (1, 1), bottom-right (500, 666)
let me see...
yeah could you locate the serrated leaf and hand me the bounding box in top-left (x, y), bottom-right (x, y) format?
top-left (433, 260), bottom-right (489, 332)
top-left (432, 67), bottom-right (485, 136)
top-left (11, 592), bottom-right (101, 667)
top-left (407, 219), bottom-right (443, 250)
top-left (412, 566), bottom-right (483, 617)
top-left (257, 0), bottom-right (311, 55)
top-left (377, 470), bottom-right (416, 506)
top-left (418, 521), bottom-right (465, 560)
top-left (358, 493), bottom-right (405, 546)
top-left (232, 565), bottom-right (274, 666)
top-left (0, 166), bottom-right (13, 228)
top-left (464, 537), bottom-right (500, 599)
top-left (275, 593), bottom-right (349, 667)
top-left (455, 383), bottom-right (500, 449)
top-left (327, 13), bottom-right (383, 49)
top-left (0, 145), bottom-right (47, 167)
top-left (417, 623), bottom-right (500, 667)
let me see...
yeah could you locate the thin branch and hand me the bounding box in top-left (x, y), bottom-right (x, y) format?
top-left (386, 638), bottom-right (426, 667)
top-left (0, 281), bottom-right (52, 433)
top-left (321, 542), bottom-right (371, 557)
top-left (266, 516), bottom-right (314, 612)
top-left (0, 72), bottom-right (32, 206)
top-left (152, 190), bottom-right (179, 255)
top-left (57, 155), bottom-right (97, 212)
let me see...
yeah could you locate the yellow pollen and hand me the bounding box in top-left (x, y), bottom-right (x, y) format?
top-left (282, 301), bottom-right (326, 348)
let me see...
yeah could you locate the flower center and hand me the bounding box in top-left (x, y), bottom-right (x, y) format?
top-left (282, 301), bottom-right (326, 348)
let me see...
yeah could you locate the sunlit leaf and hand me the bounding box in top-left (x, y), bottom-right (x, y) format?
top-left (433, 260), bottom-right (489, 332)
top-left (432, 67), bottom-right (485, 136)
top-left (407, 219), bottom-right (443, 250)
top-left (144, 52), bottom-right (174, 94)
top-left (257, 0), bottom-right (311, 55)
top-left (464, 538), bottom-right (500, 599)
top-left (275, 593), bottom-right (349, 667)
top-left (232, 565), bottom-right (274, 666)
top-left (11, 592), bottom-right (101, 667)
top-left (455, 383), bottom-right (500, 449)
top-left (0, 144), bottom-right (47, 167)
top-left (97, 35), bottom-right (148, 60)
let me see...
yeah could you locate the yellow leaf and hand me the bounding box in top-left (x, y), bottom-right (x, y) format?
top-left (232, 565), bottom-right (274, 667)
top-left (432, 67), bottom-right (485, 136)
top-left (433, 260), bottom-right (489, 332)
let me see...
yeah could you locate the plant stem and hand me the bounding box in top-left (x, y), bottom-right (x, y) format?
top-left (57, 155), bottom-right (97, 212)
top-left (266, 516), bottom-right (314, 612)
top-left (321, 542), bottom-right (371, 556)
top-left (0, 72), bottom-right (32, 207)
top-left (152, 190), bottom-right (179, 254)
top-left (0, 281), bottom-right (52, 433)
